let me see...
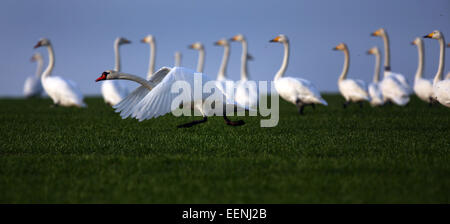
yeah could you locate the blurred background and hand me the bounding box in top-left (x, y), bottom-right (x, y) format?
top-left (0, 0), bottom-right (449, 96)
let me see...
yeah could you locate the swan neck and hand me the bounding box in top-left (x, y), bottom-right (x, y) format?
top-left (373, 51), bottom-right (381, 83)
top-left (339, 48), bottom-right (350, 81)
top-left (217, 45), bottom-right (230, 80)
top-left (275, 41), bottom-right (289, 81)
top-left (434, 36), bottom-right (446, 85)
top-left (147, 41), bottom-right (156, 80)
top-left (35, 57), bottom-right (44, 78)
top-left (114, 41), bottom-right (121, 72)
top-left (42, 45), bottom-right (55, 80)
top-left (240, 40), bottom-right (249, 81)
top-left (117, 73), bottom-right (155, 90)
top-left (382, 33), bottom-right (391, 72)
top-left (175, 52), bottom-right (181, 67)
top-left (414, 41), bottom-right (424, 80)
top-left (197, 48), bottom-right (205, 73)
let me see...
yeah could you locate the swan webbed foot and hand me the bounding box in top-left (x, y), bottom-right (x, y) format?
top-left (177, 116), bottom-right (208, 128)
top-left (223, 115), bottom-right (245, 126)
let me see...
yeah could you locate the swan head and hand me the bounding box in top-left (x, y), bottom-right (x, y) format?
top-left (367, 47), bottom-right (379, 55)
top-left (34, 38), bottom-right (51, 48)
top-left (95, 70), bottom-right (118, 82)
top-left (332, 43), bottom-right (347, 51)
top-left (423, 30), bottom-right (442, 40)
top-left (141, 35), bottom-right (155, 44)
top-left (230, 34), bottom-right (245, 42)
top-left (269, 35), bottom-right (288, 43)
top-left (115, 37), bottom-right (131, 45)
top-left (188, 42), bottom-right (204, 50)
top-left (371, 28), bottom-right (386, 37)
top-left (30, 53), bottom-right (42, 62)
top-left (411, 37), bottom-right (422, 46)
top-left (214, 39), bottom-right (229, 47)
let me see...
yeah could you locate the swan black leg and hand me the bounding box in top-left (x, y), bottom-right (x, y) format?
top-left (343, 101), bottom-right (349, 109)
top-left (177, 116), bottom-right (208, 128)
top-left (358, 101), bottom-right (363, 108)
top-left (223, 115), bottom-right (245, 126)
top-left (50, 103), bottom-right (59, 108)
top-left (296, 99), bottom-right (305, 115)
top-left (311, 104), bottom-right (316, 110)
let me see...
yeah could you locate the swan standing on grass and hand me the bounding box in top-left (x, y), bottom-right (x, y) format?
top-left (95, 67), bottom-right (247, 128)
top-left (34, 38), bottom-right (86, 107)
top-left (174, 51), bottom-right (182, 67)
top-left (424, 30), bottom-right (450, 108)
top-left (411, 37), bottom-right (434, 104)
top-left (371, 28), bottom-right (412, 94)
top-left (230, 34), bottom-right (258, 109)
top-left (214, 38), bottom-right (234, 96)
top-left (269, 35), bottom-right (327, 115)
top-left (188, 42), bottom-right (205, 73)
top-left (23, 53), bottom-right (44, 97)
top-left (101, 37), bottom-right (130, 105)
top-left (366, 47), bottom-right (385, 106)
top-left (141, 35), bottom-right (156, 80)
top-left (333, 43), bottom-right (370, 108)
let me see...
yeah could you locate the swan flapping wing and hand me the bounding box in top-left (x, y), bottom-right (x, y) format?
top-left (148, 67), bottom-right (172, 84)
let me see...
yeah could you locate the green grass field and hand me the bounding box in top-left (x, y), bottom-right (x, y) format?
top-left (0, 95), bottom-right (449, 203)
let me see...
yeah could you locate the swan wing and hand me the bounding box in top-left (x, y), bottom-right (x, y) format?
top-left (148, 67), bottom-right (172, 84)
top-left (385, 71), bottom-right (412, 93)
top-left (276, 77), bottom-right (327, 105)
top-left (368, 83), bottom-right (384, 106)
top-left (434, 80), bottom-right (450, 107)
top-left (23, 76), bottom-right (42, 97)
top-left (380, 76), bottom-right (409, 106)
top-left (340, 79), bottom-right (369, 101)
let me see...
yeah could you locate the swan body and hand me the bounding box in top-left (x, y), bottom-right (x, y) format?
top-left (372, 28), bottom-right (412, 95)
top-left (96, 67), bottom-right (248, 127)
top-left (333, 43), bottom-right (370, 105)
top-left (188, 42), bottom-right (205, 73)
top-left (23, 53), bottom-right (44, 97)
top-left (411, 37), bottom-right (434, 103)
top-left (424, 30), bottom-right (450, 108)
top-left (101, 37), bottom-right (130, 105)
top-left (270, 35), bottom-right (327, 114)
top-left (231, 34), bottom-right (258, 109)
top-left (366, 47), bottom-right (384, 106)
top-left (34, 38), bottom-right (86, 107)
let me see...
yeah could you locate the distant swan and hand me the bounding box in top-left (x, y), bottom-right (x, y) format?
top-left (101, 37), bottom-right (130, 105)
top-left (188, 42), bottom-right (205, 73)
top-left (366, 47), bottom-right (384, 106)
top-left (372, 28), bottom-right (412, 94)
top-left (34, 38), bottom-right (86, 107)
top-left (411, 37), bottom-right (434, 104)
top-left (141, 35), bottom-right (156, 80)
top-left (96, 67), bottom-right (248, 127)
top-left (23, 53), bottom-right (44, 97)
top-left (333, 43), bottom-right (370, 108)
top-left (230, 34), bottom-right (258, 109)
top-left (174, 51), bottom-right (182, 67)
top-left (214, 38), bottom-right (234, 97)
top-left (269, 34), bottom-right (327, 115)
top-left (424, 30), bottom-right (450, 108)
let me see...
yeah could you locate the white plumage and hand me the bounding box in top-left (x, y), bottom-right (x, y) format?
top-left (34, 38), bottom-right (86, 107)
top-left (23, 53), bottom-right (44, 98)
top-left (366, 47), bottom-right (384, 106)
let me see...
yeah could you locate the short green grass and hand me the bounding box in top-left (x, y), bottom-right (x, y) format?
top-left (0, 95), bottom-right (449, 203)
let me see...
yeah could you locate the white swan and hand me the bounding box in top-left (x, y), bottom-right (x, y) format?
top-left (366, 47), bottom-right (384, 106)
top-left (95, 67), bottom-right (248, 128)
top-left (411, 37), bottom-right (434, 104)
top-left (230, 34), bottom-right (258, 109)
top-left (34, 38), bottom-right (86, 107)
top-left (269, 34), bottom-right (327, 114)
top-left (174, 51), bottom-right (182, 67)
top-left (141, 35), bottom-right (156, 80)
top-left (424, 30), bottom-right (450, 108)
top-left (372, 28), bottom-right (412, 94)
top-left (333, 43), bottom-right (370, 108)
top-left (23, 53), bottom-right (44, 97)
top-left (101, 37), bottom-right (130, 106)
top-left (214, 38), bottom-right (234, 98)
top-left (447, 43), bottom-right (450, 80)
top-left (188, 42), bottom-right (205, 73)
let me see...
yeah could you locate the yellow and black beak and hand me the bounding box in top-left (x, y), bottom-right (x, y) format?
top-left (269, 36), bottom-right (280, 43)
top-left (188, 44), bottom-right (194, 49)
top-left (230, 35), bottom-right (238, 42)
top-left (140, 38), bottom-right (146, 43)
top-left (447, 43), bottom-right (450, 48)
top-left (371, 30), bottom-right (381, 37)
top-left (423, 33), bottom-right (433, 39)
top-left (123, 39), bottom-right (131, 44)
top-left (332, 46), bottom-right (338, 51)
